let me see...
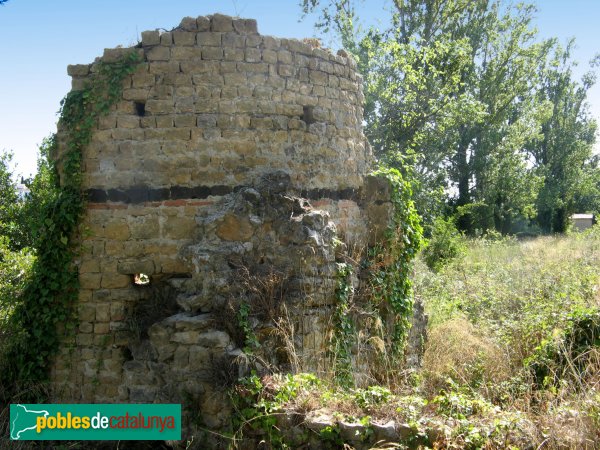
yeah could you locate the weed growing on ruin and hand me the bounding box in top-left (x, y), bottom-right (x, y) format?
top-left (227, 371), bottom-right (538, 448)
top-left (318, 425), bottom-right (343, 446)
top-left (230, 373), bottom-right (288, 448)
top-left (216, 265), bottom-right (292, 370)
top-left (353, 385), bottom-right (392, 409)
top-left (0, 50), bottom-right (141, 396)
top-left (229, 373), bottom-right (325, 447)
top-left (229, 230), bottom-right (600, 448)
top-left (237, 301), bottom-right (260, 353)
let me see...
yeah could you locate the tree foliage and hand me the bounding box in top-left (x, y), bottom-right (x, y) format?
top-left (529, 45), bottom-right (599, 232)
top-left (0, 152), bottom-right (20, 244)
top-left (0, 143), bottom-right (59, 251)
top-left (302, 0), bottom-right (599, 235)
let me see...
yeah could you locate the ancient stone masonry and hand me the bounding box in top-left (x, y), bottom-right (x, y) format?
top-left (51, 14), bottom-right (400, 429)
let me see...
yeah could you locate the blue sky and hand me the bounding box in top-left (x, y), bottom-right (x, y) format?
top-left (0, 0), bottom-right (598, 178)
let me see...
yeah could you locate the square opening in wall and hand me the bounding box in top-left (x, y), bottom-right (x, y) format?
top-left (134, 101), bottom-right (146, 117)
top-left (302, 105), bottom-right (315, 125)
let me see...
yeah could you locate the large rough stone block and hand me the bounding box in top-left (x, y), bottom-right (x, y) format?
top-left (233, 18), bottom-right (258, 34)
top-left (129, 216), bottom-right (159, 239)
top-left (202, 47), bottom-right (224, 60)
top-left (197, 331), bottom-right (230, 348)
top-left (141, 30), bottom-right (160, 46)
top-left (196, 32), bottom-right (222, 47)
top-left (67, 64), bottom-right (91, 77)
top-left (160, 32), bottom-right (173, 45)
top-left (104, 222), bottom-right (130, 240)
top-left (196, 16), bottom-right (211, 32)
top-left (172, 31), bottom-right (196, 46)
top-left (147, 46), bottom-right (170, 61)
top-left (101, 273), bottom-right (131, 289)
top-left (211, 14), bottom-right (234, 32)
top-left (117, 259), bottom-right (155, 275)
top-left (179, 16), bottom-right (198, 31)
top-left (79, 273), bottom-right (101, 290)
top-left (163, 216), bottom-right (197, 239)
top-left (216, 214), bottom-right (254, 241)
top-left (222, 32), bottom-right (245, 48)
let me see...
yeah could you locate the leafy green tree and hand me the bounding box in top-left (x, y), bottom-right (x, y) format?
top-left (0, 236), bottom-right (34, 356)
top-left (0, 151), bottom-right (35, 369)
top-left (572, 155), bottom-right (600, 215)
top-left (0, 141), bottom-right (58, 250)
top-left (16, 137), bottom-right (60, 249)
top-left (437, 1), bottom-right (550, 233)
top-left (528, 45), bottom-right (598, 232)
top-left (0, 151), bottom-right (21, 245)
top-left (302, 0), bottom-right (552, 234)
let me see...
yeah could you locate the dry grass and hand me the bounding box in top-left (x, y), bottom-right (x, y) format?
top-left (412, 228), bottom-right (600, 447)
top-left (422, 317), bottom-right (512, 396)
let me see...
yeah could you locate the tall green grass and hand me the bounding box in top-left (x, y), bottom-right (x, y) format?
top-left (415, 229), bottom-right (600, 365)
top-left (414, 227), bottom-right (600, 446)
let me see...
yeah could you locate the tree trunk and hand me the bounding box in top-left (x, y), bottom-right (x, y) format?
top-left (456, 129), bottom-right (472, 232)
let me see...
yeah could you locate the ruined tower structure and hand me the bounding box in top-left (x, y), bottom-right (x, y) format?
top-left (51, 14), bottom-right (396, 427)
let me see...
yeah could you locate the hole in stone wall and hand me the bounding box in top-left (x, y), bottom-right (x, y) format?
top-left (122, 347), bottom-right (133, 362)
top-left (134, 273), bottom-right (150, 286)
top-left (134, 101), bottom-right (146, 117)
top-left (127, 282), bottom-right (180, 340)
top-left (302, 105), bottom-right (315, 125)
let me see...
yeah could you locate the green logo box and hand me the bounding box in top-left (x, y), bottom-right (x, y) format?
top-left (10, 404), bottom-right (181, 441)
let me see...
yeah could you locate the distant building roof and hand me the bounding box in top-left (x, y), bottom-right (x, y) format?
top-left (571, 214), bottom-right (594, 220)
top-left (16, 184), bottom-right (30, 198)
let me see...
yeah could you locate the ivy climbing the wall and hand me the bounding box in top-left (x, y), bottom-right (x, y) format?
top-left (332, 261), bottom-right (355, 387)
top-left (0, 51), bottom-right (141, 396)
top-left (368, 166), bottom-right (424, 355)
top-left (330, 166), bottom-right (423, 386)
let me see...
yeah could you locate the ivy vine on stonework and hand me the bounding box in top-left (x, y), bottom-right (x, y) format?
top-left (368, 167), bottom-right (423, 355)
top-left (331, 167), bottom-right (423, 386)
top-left (332, 261), bottom-right (355, 387)
top-left (0, 50), bottom-right (141, 394)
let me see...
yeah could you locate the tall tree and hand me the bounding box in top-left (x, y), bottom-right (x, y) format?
top-left (0, 151), bottom-right (20, 246)
top-left (442, 2), bottom-right (550, 233)
top-left (303, 0), bottom-right (552, 233)
top-left (303, 0), bottom-right (489, 226)
top-left (528, 45), bottom-right (598, 232)
top-left (573, 157), bottom-right (600, 216)
top-left (0, 140), bottom-right (59, 250)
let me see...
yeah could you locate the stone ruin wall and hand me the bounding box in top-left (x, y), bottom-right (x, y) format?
top-left (50, 14), bottom-right (400, 428)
